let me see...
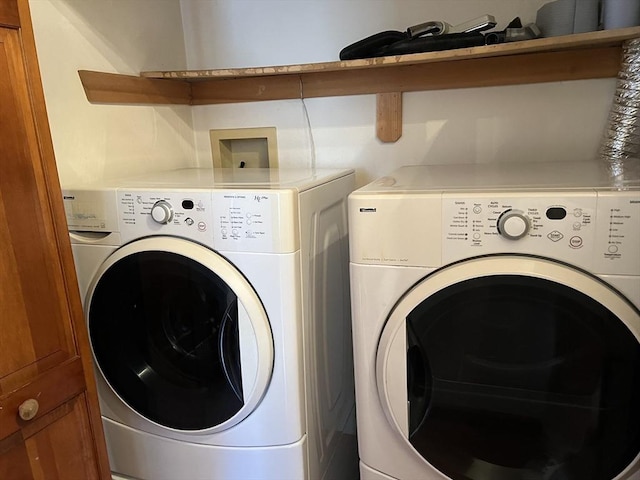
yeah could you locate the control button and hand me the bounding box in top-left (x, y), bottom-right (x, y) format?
top-left (182, 200), bottom-right (194, 210)
top-left (497, 209), bottom-right (530, 240)
top-left (608, 245), bottom-right (619, 253)
top-left (546, 207), bottom-right (567, 220)
top-left (151, 200), bottom-right (174, 224)
top-left (374, 176), bottom-right (396, 187)
top-left (473, 233), bottom-right (481, 240)
top-left (569, 236), bottom-right (583, 248)
top-left (473, 206), bottom-right (482, 214)
top-left (221, 228), bottom-right (227, 235)
top-left (198, 221), bottom-right (207, 232)
top-left (573, 222), bottom-right (582, 231)
top-left (548, 231), bottom-right (564, 242)
top-left (185, 217), bottom-right (194, 226)
top-left (232, 229), bottom-right (238, 236)
top-left (573, 208), bottom-right (583, 217)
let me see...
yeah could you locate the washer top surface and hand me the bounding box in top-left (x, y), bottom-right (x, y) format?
top-left (71, 167), bottom-right (353, 192)
top-left (354, 161), bottom-right (640, 193)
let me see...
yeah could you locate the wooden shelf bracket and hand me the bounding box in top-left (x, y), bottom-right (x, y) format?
top-left (376, 92), bottom-right (403, 143)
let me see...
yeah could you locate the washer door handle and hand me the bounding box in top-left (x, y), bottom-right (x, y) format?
top-left (219, 303), bottom-right (244, 402)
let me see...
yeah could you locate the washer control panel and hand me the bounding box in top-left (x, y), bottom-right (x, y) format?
top-left (118, 190), bottom-right (215, 246)
top-left (211, 191), bottom-right (274, 251)
top-left (442, 191), bottom-right (639, 274)
top-left (116, 188), bottom-right (297, 253)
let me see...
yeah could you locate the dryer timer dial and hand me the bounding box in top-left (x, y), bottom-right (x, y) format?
top-left (151, 200), bottom-right (174, 224)
top-left (497, 209), bottom-right (530, 240)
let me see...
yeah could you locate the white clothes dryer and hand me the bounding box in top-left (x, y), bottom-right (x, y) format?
top-left (63, 168), bottom-right (357, 480)
top-left (348, 162), bottom-right (640, 480)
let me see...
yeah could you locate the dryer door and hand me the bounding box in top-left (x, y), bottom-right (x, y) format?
top-left (377, 255), bottom-right (640, 480)
top-left (87, 237), bottom-right (273, 433)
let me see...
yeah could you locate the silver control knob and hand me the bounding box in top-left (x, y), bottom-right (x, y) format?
top-left (151, 200), bottom-right (174, 224)
top-left (497, 209), bottom-right (530, 240)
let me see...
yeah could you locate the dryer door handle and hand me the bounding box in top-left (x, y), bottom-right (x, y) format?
top-left (406, 327), bottom-right (432, 437)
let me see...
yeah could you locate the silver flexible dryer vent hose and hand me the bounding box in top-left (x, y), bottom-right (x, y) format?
top-left (599, 38), bottom-right (640, 180)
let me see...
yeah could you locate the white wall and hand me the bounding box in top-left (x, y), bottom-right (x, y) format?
top-left (181, 0), bottom-right (616, 185)
top-left (29, 0), bottom-right (196, 186)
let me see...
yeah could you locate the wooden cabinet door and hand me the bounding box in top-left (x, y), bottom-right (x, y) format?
top-left (0, 0), bottom-right (110, 478)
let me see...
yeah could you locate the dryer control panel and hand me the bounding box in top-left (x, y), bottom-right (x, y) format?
top-left (442, 190), bottom-right (639, 275)
top-left (592, 190), bottom-right (640, 276)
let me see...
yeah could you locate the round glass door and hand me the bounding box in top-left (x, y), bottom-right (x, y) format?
top-left (87, 237), bottom-right (273, 432)
top-left (377, 256), bottom-right (640, 480)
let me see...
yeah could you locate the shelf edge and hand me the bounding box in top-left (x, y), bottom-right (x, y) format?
top-left (141, 27), bottom-right (640, 80)
top-left (78, 70), bottom-right (191, 105)
top-left (187, 47), bottom-right (622, 104)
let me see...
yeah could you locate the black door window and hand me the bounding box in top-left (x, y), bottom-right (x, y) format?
top-left (89, 251), bottom-right (244, 431)
top-left (406, 275), bottom-right (640, 480)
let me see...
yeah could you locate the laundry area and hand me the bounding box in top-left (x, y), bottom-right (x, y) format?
top-left (1, 0), bottom-right (639, 479)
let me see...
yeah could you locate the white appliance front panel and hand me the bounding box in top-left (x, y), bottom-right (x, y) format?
top-left (375, 257), bottom-right (640, 480)
top-left (348, 193), bottom-right (442, 268)
top-left (350, 259), bottom-right (640, 480)
top-left (104, 418), bottom-right (308, 480)
top-left (211, 189), bottom-right (298, 253)
top-left (80, 243), bottom-right (306, 447)
top-left (594, 190), bottom-right (640, 276)
top-left (63, 188), bottom-right (119, 232)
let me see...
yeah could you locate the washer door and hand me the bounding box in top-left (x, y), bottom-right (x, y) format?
top-left (377, 255), bottom-right (640, 480)
top-left (87, 237), bottom-right (273, 433)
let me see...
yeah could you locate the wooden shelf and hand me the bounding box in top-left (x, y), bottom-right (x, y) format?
top-left (78, 26), bottom-right (640, 142)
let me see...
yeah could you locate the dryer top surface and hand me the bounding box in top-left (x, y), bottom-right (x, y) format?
top-left (353, 161), bottom-right (640, 194)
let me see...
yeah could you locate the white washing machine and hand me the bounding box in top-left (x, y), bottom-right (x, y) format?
top-left (348, 161), bottom-right (640, 480)
top-left (62, 168), bottom-right (357, 480)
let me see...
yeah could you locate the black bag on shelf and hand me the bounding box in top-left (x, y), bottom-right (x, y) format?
top-left (339, 17), bottom-right (535, 61)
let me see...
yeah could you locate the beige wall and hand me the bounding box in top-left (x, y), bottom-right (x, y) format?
top-left (29, 0), bottom-right (196, 186)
